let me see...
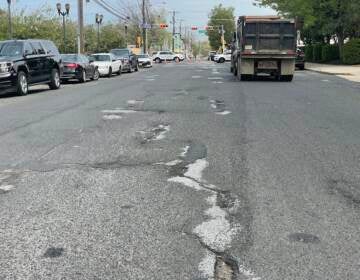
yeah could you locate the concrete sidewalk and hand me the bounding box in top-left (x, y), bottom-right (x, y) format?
top-left (306, 62), bottom-right (360, 82)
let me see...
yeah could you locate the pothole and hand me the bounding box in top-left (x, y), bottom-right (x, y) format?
top-left (127, 100), bottom-right (144, 110)
top-left (136, 124), bottom-right (170, 143)
top-left (43, 247), bottom-right (65, 258)
top-left (215, 256), bottom-right (236, 280)
top-left (288, 233), bottom-right (320, 244)
top-left (210, 100), bottom-right (231, 115)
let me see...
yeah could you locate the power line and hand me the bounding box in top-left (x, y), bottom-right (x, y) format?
top-left (92, 0), bottom-right (129, 20)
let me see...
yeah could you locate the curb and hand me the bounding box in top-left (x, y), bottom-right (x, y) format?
top-left (305, 68), bottom-right (353, 76)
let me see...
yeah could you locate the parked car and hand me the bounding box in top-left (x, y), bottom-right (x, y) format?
top-left (214, 50), bottom-right (232, 63)
top-left (110, 48), bottom-right (138, 73)
top-left (89, 53), bottom-right (122, 77)
top-left (137, 54), bottom-right (152, 68)
top-left (0, 39), bottom-right (62, 96)
top-left (152, 51), bottom-right (182, 63)
top-left (296, 47), bottom-right (305, 70)
top-left (208, 51), bottom-right (217, 61)
top-left (61, 54), bottom-right (99, 83)
top-left (174, 53), bottom-right (185, 61)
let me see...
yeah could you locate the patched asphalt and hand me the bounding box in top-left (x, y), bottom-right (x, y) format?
top-left (0, 62), bottom-right (360, 279)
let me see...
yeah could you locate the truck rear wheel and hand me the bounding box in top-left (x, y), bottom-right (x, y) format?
top-left (240, 74), bottom-right (252, 81)
top-left (280, 75), bottom-right (293, 82)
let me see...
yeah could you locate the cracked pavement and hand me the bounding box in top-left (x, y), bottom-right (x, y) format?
top-left (1, 62), bottom-right (360, 279)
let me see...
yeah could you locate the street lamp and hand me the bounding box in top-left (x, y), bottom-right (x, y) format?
top-left (56, 3), bottom-right (70, 53)
top-left (95, 14), bottom-right (104, 52)
top-left (7, 0), bottom-right (12, 39)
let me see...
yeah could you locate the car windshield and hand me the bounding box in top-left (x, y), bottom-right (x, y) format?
top-left (0, 42), bottom-right (23, 57)
top-left (111, 49), bottom-right (129, 57)
top-left (138, 54), bottom-right (149, 58)
top-left (90, 55), bottom-right (110, 61)
top-left (61, 54), bottom-right (80, 62)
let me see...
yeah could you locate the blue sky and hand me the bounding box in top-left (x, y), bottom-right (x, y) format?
top-left (1, 0), bottom-right (274, 30)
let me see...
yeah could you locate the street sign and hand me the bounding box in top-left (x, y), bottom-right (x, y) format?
top-left (141, 23), bottom-right (152, 29)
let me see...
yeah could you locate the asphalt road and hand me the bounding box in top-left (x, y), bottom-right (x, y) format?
top-left (0, 61), bottom-right (360, 280)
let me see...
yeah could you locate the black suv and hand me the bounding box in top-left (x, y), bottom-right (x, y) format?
top-left (110, 48), bottom-right (139, 73)
top-left (0, 39), bottom-right (63, 96)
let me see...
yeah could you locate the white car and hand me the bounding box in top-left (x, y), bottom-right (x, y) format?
top-left (152, 51), bottom-right (182, 63)
top-left (175, 53), bottom-right (185, 61)
top-left (214, 50), bottom-right (232, 63)
top-left (89, 53), bottom-right (123, 77)
top-left (137, 54), bottom-right (152, 68)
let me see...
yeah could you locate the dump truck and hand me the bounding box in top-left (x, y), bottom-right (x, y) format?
top-left (231, 16), bottom-right (296, 81)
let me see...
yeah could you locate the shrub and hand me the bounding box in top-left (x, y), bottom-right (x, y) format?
top-left (321, 44), bottom-right (340, 62)
top-left (312, 43), bottom-right (323, 62)
top-left (305, 45), bottom-right (313, 62)
top-left (342, 39), bottom-right (360, 65)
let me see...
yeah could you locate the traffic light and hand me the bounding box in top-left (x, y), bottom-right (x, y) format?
top-left (206, 26), bottom-right (214, 31)
top-left (191, 26), bottom-right (198, 31)
top-left (160, 23), bottom-right (168, 29)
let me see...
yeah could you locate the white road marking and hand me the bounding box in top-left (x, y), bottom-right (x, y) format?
top-left (216, 110), bottom-right (232, 115)
top-left (321, 79), bottom-right (330, 82)
top-left (193, 194), bottom-right (241, 252)
top-left (102, 109), bottom-right (137, 114)
top-left (238, 265), bottom-right (262, 280)
top-left (208, 77), bottom-right (223, 80)
top-left (0, 185), bottom-right (16, 192)
top-left (184, 159), bottom-right (209, 181)
top-left (168, 176), bottom-right (205, 191)
top-left (0, 174), bottom-right (11, 181)
top-left (102, 115), bottom-right (122, 120)
top-left (192, 75), bottom-right (202, 79)
top-left (181, 146), bottom-right (190, 157)
top-left (198, 251), bottom-right (216, 280)
top-left (155, 159), bottom-right (183, 166)
top-left (212, 81), bottom-right (224, 84)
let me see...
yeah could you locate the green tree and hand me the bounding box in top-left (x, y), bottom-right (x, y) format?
top-left (255, 0), bottom-right (360, 59)
top-left (207, 4), bottom-right (235, 51)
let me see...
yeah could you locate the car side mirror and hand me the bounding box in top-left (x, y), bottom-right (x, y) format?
top-left (112, 59), bottom-right (116, 62)
top-left (24, 50), bottom-right (31, 57)
top-left (89, 59), bottom-right (94, 63)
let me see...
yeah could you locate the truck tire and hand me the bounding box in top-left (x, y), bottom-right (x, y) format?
top-left (240, 74), bottom-right (252, 81)
top-left (280, 75), bottom-right (293, 82)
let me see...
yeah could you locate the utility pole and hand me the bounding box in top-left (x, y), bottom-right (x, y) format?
top-left (7, 0), bottom-right (12, 39)
top-left (77, 0), bottom-right (84, 54)
top-left (221, 24), bottom-right (225, 53)
top-left (142, 0), bottom-right (147, 53)
top-left (172, 11), bottom-right (176, 52)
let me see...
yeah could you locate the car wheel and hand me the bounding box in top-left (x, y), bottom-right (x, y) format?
top-left (49, 68), bottom-right (61, 90)
top-left (174, 57), bottom-right (180, 62)
top-left (155, 58), bottom-right (161, 63)
top-left (91, 69), bottom-right (99, 80)
top-left (79, 69), bottom-right (86, 83)
top-left (219, 58), bottom-right (225, 63)
top-left (117, 66), bottom-right (122, 75)
top-left (16, 71), bottom-right (28, 96)
top-left (108, 67), bottom-right (112, 78)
